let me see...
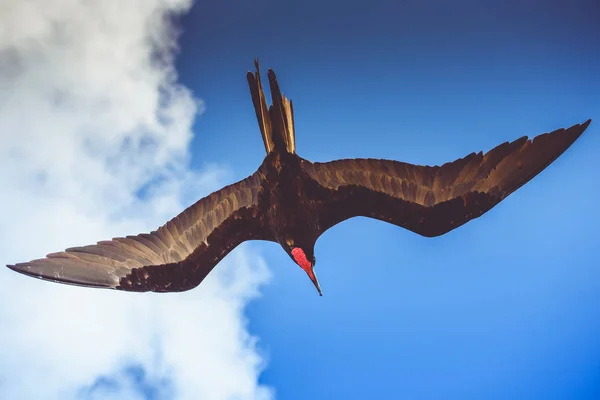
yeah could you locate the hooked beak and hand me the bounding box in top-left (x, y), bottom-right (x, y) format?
top-left (306, 267), bottom-right (323, 296)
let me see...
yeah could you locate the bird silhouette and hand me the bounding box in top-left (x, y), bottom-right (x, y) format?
top-left (7, 60), bottom-right (592, 296)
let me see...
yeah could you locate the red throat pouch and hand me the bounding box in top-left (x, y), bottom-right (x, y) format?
top-left (291, 248), bottom-right (312, 272)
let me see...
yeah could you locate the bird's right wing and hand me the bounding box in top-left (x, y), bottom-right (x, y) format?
top-left (7, 171), bottom-right (272, 292)
top-left (301, 120), bottom-right (591, 238)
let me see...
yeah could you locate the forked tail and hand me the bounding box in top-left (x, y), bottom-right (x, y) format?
top-left (247, 59), bottom-right (296, 154)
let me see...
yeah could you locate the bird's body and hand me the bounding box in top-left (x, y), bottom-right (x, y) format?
top-left (7, 60), bottom-right (592, 296)
top-left (263, 152), bottom-right (322, 251)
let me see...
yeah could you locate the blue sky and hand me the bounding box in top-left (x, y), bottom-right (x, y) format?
top-left (175, 0), bottom-right (600, 398)
top-left (0, 0), bottom-right (598, 399)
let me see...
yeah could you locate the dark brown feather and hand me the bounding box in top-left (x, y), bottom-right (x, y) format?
top-left (247, 60), bottom-right (296, 154)
top-left (7, 171), bottom-right (273, 292)
top-left (301, 120), bottom-right (591, 237)
top-left (247, 59), bottom-right (274, 154)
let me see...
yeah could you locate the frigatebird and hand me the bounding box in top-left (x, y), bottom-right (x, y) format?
top-left (7, 60), bottom-right (592, 296)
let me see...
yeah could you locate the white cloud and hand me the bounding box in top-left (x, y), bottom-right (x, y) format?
top-left (0, 1), bottom-right (273, 399)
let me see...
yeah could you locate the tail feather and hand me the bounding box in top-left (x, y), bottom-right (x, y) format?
top-left (247, 60), bottom-right (274, 154)
top-left (247, 59), bottom-right (296, 154)
top-left (280, 92), bottom-right (296, 155)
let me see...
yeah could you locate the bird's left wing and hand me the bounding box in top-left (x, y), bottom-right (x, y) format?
top-left (7, 171), bottom-right (272, 292)
top-left (301, 120), bottom-right (591, 238)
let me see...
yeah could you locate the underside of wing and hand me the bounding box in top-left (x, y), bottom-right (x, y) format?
top-left (7, 172), bottom-right (270, 292)
top-left (302, 120), bottom-right (591, 237)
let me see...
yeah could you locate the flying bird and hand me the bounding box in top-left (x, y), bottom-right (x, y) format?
top-left (7, 60), bottom-right (592, 296)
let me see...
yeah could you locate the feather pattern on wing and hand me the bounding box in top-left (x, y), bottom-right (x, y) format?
top-left (301, 120), bottom-right (591, 237)
top-left (8, 171), bottom-right (269, 292)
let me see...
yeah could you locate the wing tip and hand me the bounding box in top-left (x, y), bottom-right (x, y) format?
top-left (7, 261), bottom-right (115, 289)
top-left (6, 262), bottom-right (39, 279)
top-left (564, 118), bottom-right (592, 141)
top-left (581, 118), bottom-right (592, 130)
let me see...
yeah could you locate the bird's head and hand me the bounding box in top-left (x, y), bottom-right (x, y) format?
top-left (285, 242), bottom-right (322, 296)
